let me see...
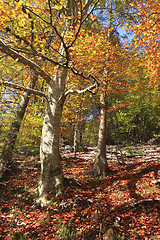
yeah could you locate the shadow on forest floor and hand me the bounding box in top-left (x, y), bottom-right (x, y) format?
top-left (0, 144), bottom-right (160, 239)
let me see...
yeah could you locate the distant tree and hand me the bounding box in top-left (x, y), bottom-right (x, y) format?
top-left (0, 73), bottom-right (37, 177)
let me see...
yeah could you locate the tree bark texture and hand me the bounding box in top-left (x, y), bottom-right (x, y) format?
top-left (37, 0), bottom-right (81, 205)
top-left (0, 0), bottom-right (98, 205)
top-left (73, 115), bottom-right (79, 158)
top-left (93, 92), bottom-right (109, 176)
top-left (0, 75), bottom-right (37, 178)
top-left (37, 66), bottom-right (67, 206)
top-left (93, 0), bottom-right (113, 177)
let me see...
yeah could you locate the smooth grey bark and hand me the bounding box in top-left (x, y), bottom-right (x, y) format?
top-left (36, 0), bottom-right (73, 204)
top-left (37, 65), bottom-right (67, 206)
top-left (114, 113), bottom-right (125, 165)
top-left (92, 0), bottom-right (113, 177)
top-left (73, 115), bottom-right (79, 158)
top-left (0, 40), bottom-right (52, 85)
top-left (92, 92), bottom-right (109, 176)
top-left (0, 0), bottom-right (99, 206)
top-left (0, 75), bottom-right (37, 178)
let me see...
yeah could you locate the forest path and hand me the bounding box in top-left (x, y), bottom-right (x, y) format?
top-left (62, 144), bottom-right (160, 163)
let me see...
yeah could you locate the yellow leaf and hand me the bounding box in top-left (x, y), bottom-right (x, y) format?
top-left (53, 5), bottom-right (62, 10)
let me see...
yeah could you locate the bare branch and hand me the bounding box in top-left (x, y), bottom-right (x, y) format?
top-left (65, 81), bottom-right (98, 97)
top-left (68, 0), bottom-right (100, 48)
top-left (0, 80), bottom-right (47, 99)
top-left (48, 0), bottom-right (53, 24)
top-left (5, 26), bottom-right (66, 66)
top-left (151, 18), bottom-right (160, 28)
top-left (69, 65), bottom-right (100, 86)
top-left (82, 0), bottom-right (100, 24)
top-left (23, 4), bottom-right (69, 60)
top-left (82, 0), bottom-right (94, 15)
top-left (58, 64), bottom-right (100, 102)
top-left (67, 0), bottom-right (83, 48)
top-left (0, 39), bottom-right (53, 86)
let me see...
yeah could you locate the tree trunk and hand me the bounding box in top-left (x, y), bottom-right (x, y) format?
top-left (37, 67), bottom-right (67, 207)
top-left (73, 115), bottom-right (79, 158)
top-left (0, 75), bottom-right (37, 178)
top-left (35, 0), bottom-right (86, 205)
top-left (92, 0), bottom-right (113, 177)
top-left (92, 92), bottom-right (109, 176)
top-left (0, 0), bottom-right (98, 205)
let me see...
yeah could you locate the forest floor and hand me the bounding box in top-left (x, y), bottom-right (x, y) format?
top-left (0, 144), bottom-right (160, 240)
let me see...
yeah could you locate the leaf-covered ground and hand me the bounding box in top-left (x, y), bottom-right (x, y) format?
top-left (0, 144), bottom-right (160, 240)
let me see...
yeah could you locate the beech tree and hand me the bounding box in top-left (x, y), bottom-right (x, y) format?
top-left (0, 73), bottom-right (37, 177)
top-left (0, 0), bottom-right (100, 206)
top-left (92, 0), bottom-right (140, 176)
top-left (92, 0), bottom-right (112, 176)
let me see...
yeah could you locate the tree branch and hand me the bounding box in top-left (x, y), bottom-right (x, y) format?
top-left (0, 54), bottom-right (7, 60)
top-left (67, 0), bottom-right (83, 48)
top-left (0, 80), bottom-right (47, 99)
top-left (48, 0), bottom-right (53, 24)
top-left (82, 0), bottom-right (100, 24)
top-left (64, 81), bottom-right (98, 97)
top-left (69, 65), bottom-right (100, 85)
top-left (0, 39), bottom-right (53, 86)
top-left (23, 4), bottom-right (69, 60)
